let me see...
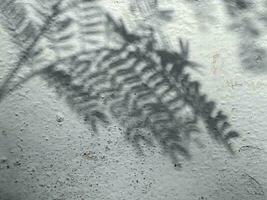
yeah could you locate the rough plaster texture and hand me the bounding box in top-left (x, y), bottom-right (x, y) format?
top-left (0, 0), bottom-right (267, 200)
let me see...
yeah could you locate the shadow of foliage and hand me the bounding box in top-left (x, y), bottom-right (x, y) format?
top-left (184, 0), bottom-right (267, 73)
top-left (0, 0), bottom-right (64, 100)
top-left (0, 0), bottom-right (239, 167)
top-left (223, 0), bottom-right (267, 73)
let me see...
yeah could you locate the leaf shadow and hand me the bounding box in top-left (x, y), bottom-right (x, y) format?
top-left (0, 0), bottom-right (239, 168)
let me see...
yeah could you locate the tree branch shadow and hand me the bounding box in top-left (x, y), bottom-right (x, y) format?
top-left (185, 0), bottom-right (267, 73)
top-left (0, 0), bottom-right (239, 168)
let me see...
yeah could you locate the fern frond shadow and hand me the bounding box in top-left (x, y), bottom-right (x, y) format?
top-left (0, 1), bottom-right (239, 167)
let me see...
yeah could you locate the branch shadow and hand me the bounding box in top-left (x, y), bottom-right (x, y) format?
top-left (184, 0), bottom-right (267, 73)
top-left (0, 0), bottom-right (239, 167)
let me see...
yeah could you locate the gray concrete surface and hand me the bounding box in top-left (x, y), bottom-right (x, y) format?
top-left (0, 0), bottom-right (267, 199)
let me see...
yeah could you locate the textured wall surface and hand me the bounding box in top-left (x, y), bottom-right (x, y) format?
top-left (0, 0), bottom-right (267, 200)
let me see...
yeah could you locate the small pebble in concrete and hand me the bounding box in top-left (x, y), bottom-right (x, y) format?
top-left (0, 156), bottom-right (8, 163)
top-left (56, 113), bottom-right (64, 123)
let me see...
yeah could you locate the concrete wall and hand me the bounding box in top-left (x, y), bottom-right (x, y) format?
top-left (0, 0), bottom-right (266, 199)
